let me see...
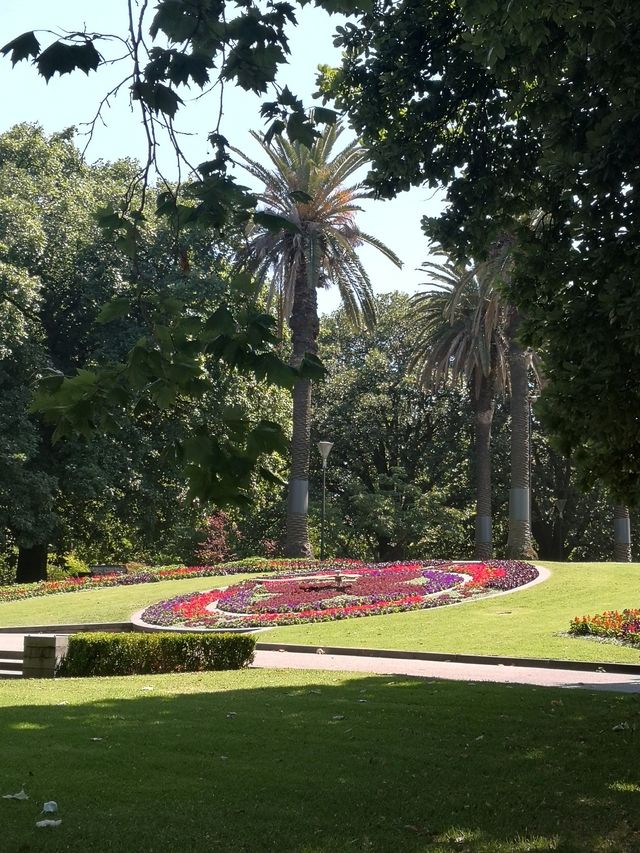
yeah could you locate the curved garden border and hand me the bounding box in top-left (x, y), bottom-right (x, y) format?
top-left (133, 561), bottom-right (550, 634)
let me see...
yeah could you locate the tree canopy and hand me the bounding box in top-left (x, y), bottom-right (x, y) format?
top-left (322, 0), bottom-right (640, 505)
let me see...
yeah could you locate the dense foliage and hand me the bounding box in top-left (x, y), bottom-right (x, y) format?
top-left (0, 124), bottom-right (294, 581)
top-left (322, 0), bottom-right (640, 506)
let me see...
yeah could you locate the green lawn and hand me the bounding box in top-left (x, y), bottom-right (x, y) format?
top-left (266, 562), bottom-right (640, 664)
top-left (0, 574), bottom-right (256, 628)
top-left (2, 670), bottom-right (640, 852)
top-left (1, 563), bottom-right (639, 664)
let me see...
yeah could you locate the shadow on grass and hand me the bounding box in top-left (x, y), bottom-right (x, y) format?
top-left (2, 672), bottom-right (640, 852)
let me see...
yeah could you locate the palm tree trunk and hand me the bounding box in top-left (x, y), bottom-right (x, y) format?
top-left (506, 312), bottom-right (537, 559)
top-left (613, 504), bottom-right (632, 562)
top-left (284, 268), bottom-right (320, 558)
top-left (472, 376), bottom-right (494, 558)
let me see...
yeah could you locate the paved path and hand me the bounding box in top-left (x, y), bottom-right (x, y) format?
top-left (252, 649), bottom-right (640, 693)
top-left (4, 632), bottom-right (640, 693)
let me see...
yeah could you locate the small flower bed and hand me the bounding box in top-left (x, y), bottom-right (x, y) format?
top-left (570, 610), bottom-right (640, 646)
top-left (0, 559), bottom-right (352, 605)
top-left (142, 559), bottom-right (538, 629)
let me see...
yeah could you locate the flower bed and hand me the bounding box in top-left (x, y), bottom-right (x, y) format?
top-left (141, 560), bottom-right (539, 629)
top-left (0, 559), bottom-right (351, 605)
top-left (569, 610), bottom-right (640, 646)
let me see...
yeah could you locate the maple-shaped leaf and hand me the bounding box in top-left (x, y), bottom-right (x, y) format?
top-left (132, 81), bottom-right (183, 117)
top-left (37, 40), bottom-right (101, 81)
top-left (168, 52), bottom-right (212, 88)
top-left (1, 32), bottom-right (40, 66)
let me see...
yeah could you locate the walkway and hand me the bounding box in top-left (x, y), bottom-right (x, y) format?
top-left (252, 649), bottom-right (640, 693)
top-left (4, 631), bottom-right (640, 693)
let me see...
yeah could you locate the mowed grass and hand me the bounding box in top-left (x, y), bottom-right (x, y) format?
top-left (2, 670), bottom-right (640, 853)
top-left (1, 563), bottom-right (639, 664)
top-left (266, 562), bottom-right (640, 664)
top-left (0, 574), bottom-right (258, 628)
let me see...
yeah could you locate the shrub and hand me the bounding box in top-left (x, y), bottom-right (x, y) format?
top-left (64, 552), bottom-right (90, 577)
top-left (57, 631), bottom-right (256, 677)
top-left (195, 511), bottom-right (240, 564)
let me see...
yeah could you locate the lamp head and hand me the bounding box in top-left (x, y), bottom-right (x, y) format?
top-left (317, 441), bottom-right (333, 468)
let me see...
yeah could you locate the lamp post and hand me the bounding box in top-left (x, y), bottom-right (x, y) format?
top-left (317, 441), bottom-right (333, 561)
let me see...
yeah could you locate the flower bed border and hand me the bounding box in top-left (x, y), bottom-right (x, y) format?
top-left (0, 559), bottom-right (354, 605)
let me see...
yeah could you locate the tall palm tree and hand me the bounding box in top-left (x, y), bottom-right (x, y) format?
top-left (410, 257), bottom-right (510, 558)
top-left (613, 504), bottom-right (632, 562)
top-left (486, 237), bottom-right (538, 559)
top-left (233, 125), bottom-right (401, 557)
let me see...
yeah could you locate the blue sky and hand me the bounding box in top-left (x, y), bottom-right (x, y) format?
top-left (1, 0), bottom-right (443, 314)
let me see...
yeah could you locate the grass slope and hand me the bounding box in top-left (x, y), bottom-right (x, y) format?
top-left (1, 563), bottom-right (639, 663)
top-left (0, 574), bottom-right (256, 628)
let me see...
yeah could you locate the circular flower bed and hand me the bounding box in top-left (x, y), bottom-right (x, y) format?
top-left (141, 559), bottom-right (539, 629)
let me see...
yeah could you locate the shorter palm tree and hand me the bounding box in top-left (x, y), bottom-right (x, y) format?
top-left (411, 257), bottom-right (509, 558)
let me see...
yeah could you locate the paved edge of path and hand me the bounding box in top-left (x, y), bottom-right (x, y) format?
top-left (251, 649), bottom-right (640, 693)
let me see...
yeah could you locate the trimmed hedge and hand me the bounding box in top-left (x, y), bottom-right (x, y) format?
top-left (56, 631), bottom-right (256, 677)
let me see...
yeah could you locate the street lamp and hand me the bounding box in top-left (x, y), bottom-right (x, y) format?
top-left (317, 441), bottom-right (333, 561)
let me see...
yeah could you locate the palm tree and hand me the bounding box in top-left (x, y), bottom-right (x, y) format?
top-left (486, 237), bottom-right (538, 559)
top-left (613, 504), bottom-right (632, 562)
top-left (233, 125), bottom-right (401, 557)
top-left (410, 257), bottom-right (509, 558)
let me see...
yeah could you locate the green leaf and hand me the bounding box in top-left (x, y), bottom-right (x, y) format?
top-left (258, 466), bottom-right (287, 486)
top-left (168, 52), bottom-right (212, 87)
top-left (289, 190), bottom-right (314, 203)
top-left (264, 119), bottom-right (286, 146)
top-left (97, 297), bottom-right (130, 324)
top-left (1, 32), bottom-right (40, 66)
top-left (253, 211), bottom-right (300, 233)
top-left (298, 352), bottom-right (327, 380)
top-left (37, 369), bottom-right (65, 393)
top-left (37, 40), bottom-right (101, 81)
top-left (247, 419), bottom-right (289, 456)
top-left (132, 81), bottom-right (183, 117)
top-left (313, 106), bottom-right (338, 125)
top-left (286, 111), bottom-right (318, 148)
top-left (204, 305), bottom-right (237, 335)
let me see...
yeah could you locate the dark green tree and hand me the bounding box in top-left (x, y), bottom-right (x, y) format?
top-left (312, 293), bottom-right (473, 560)
top-left (321, 0), bottom-right (640, 506)
top-left (0, 124), bottom-right (293, 580)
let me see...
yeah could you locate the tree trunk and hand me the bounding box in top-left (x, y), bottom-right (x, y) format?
top-left (472, 375), bottom-right (495, 559)
top-left (16, 543), bottom-right (48, 583)
top-left (613, 504), bottom-right (632, 562)
top-left (284, 267), bottom-right (320, 558)
top-left (505, 312), bottom-right (537, 559)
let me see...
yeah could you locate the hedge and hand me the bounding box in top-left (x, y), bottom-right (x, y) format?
top-left (56, 631), bottom-right (256, 677)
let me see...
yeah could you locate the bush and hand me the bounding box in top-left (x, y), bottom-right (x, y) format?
top-left (64, 552), bottom-right (90, 577)
top-left (57, 631), bottom-right (256, 677)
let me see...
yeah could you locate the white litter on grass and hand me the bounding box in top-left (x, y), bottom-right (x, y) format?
top-left (42, 801), bottom-right (58, 813)
top-left (2, 788), bottom-right (28, 800)
top-left (36, 819), bottom-right (62, 828)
